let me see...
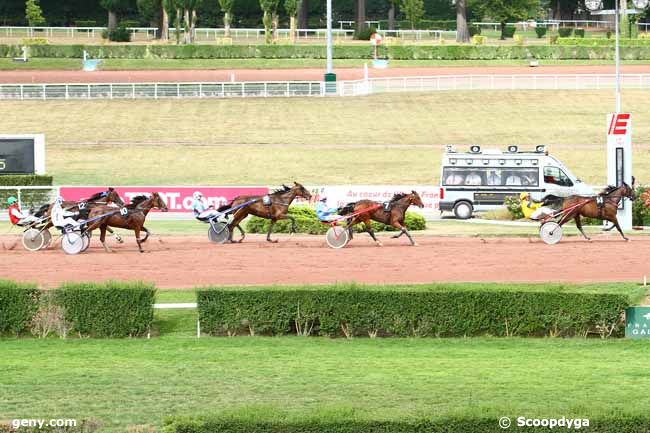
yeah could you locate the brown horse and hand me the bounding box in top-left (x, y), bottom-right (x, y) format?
top-left (221, 182), bottom-right (312, 243)
top-left (86, 193), bottom-right (168, 253)
top-left (338, 191), bottom-right (424, 246)
top-left (559, 181), bottom-right (635, 241)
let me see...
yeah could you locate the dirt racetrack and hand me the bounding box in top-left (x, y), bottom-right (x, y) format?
top-left (1, 233), bottom-right (648, 288)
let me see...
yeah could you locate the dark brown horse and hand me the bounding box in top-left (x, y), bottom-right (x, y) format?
top-left (222, 182), bottom-right (312, 243)
top-left (87, 193), bottom-right (168, 253)
top-left (559, 181), bottom-right (635, 241)
top-left (338, 191), bottom-right (424, 246)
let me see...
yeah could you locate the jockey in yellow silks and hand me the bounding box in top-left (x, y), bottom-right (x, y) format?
top-left (519, 192), bottom-right (554, 220)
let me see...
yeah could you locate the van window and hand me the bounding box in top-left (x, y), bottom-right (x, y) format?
top-left (442, 167), bottom-right (538, 187)
top-left (543, 166), bottom-right (573, 187)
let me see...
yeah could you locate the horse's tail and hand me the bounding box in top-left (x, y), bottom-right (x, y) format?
top-left (217, 200), bottom-right (234, 212)
top-left (338, 202), bottom-right (356, 216)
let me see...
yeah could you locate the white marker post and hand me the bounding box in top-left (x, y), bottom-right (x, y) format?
top-left (607, 113), bottom-right (633, 230)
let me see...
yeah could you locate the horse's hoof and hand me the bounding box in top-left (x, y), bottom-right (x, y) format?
top-left (625, 237), bottom-right (630, 242)
top-left (412, 242), bottom-right (419, 246)
top-left (376, 241), bottom-right (383, 247)
top-left (391, 235), bottom-right (399, 239)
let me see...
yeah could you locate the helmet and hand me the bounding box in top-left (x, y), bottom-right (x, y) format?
top-left (54, 196), bottom-right (64, 205)
top-left (7, 196), bottom-right (17, 205)
top-left (192, 191), bottom-right (203, 200)
top-left (519, 192), bottom-right (528, 200)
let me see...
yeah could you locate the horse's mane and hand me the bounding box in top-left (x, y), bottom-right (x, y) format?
top-left (33, 203), bottom-right (50, 218)
top-left (390, 193), bottom-right (408, 202)
top-left (271, 185), bottom-right (291, 195)
top-left (127, 195), bottom-right (150, 208)
top-left (600, 185), bottom-right (618, 196)
top-left (86, 191), bottom-right (108, 201)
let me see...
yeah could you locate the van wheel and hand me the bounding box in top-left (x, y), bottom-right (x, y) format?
top-left (453, 201), bottom-right (473, 220)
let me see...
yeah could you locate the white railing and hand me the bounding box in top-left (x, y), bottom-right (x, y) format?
top-left (2, 74), bottom-right (650, 101)
top-left (0, 26), bottom-right (158, 39)
top-left (0, 185), bottom-right (58, 211)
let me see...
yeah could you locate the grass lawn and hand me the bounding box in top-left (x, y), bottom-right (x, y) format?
top-left (1, 335), bottom-right (649, 432)
top-left (2, 58), bottom-right (650, 70)
top-left (1, 91), bottom-right (649, 185)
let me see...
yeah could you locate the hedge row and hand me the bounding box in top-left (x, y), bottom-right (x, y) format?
top-left (0, 174), bottom-right (53, 210)
top-left (0, 280), bottom-right (155, 337)
top-left (557, 37), bottom-right (650, 47)
top-left (0, 280), bottom-right (39, 335)
top-left (5, 44), bottom-right (650, 60)
top-left (162, 416), bottom-right (650, 433)
top-left (197, 285), bottom-right (629, 338)
top-left (245, 206), bottom-right (426, 235)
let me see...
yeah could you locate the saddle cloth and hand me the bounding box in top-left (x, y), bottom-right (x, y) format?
top-left (262, 195), bottom-right (272, 206)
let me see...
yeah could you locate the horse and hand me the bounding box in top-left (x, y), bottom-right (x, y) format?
top-left (558, 181), bottom-right (636, 241)
top-left (86, 193), bottom-right (168, 253)
top-left (221, 182), bottom-right (312, 243)
top-left (338, 191), bottom-right (424, 246)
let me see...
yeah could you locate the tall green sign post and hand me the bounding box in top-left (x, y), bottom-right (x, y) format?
top-left (625, 306), bottom-right (650, 338)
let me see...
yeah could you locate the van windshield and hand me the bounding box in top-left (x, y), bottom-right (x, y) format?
top-left (543, 166), bottom-right (574, 187)
top-left (442, 167), bottom-right (538, 187)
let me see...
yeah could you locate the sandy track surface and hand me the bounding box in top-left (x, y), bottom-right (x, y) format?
top-left (1, 233), bottom-right (647, 288)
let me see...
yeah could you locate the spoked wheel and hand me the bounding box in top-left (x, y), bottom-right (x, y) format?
top-left (81, 232), bottom-right (91, 252)
top-left (62, 232), bottom-right (85, 255)
top-left (22, 228), bottom-right (45, 252)
top-left (208, 222), bottom-right (231, 244)
top-left (41, 229), bottom-right (52, 249)
top-left (326, 226), bottom-right (350, 249)
top-left (540, 222), bottom-right (563, 245)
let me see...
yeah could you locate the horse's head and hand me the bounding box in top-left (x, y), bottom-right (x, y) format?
top-left (292, 182), bottom-right (312, 200)
top-left (105, 187), bottom-right (125, 206)
top-left (409, 190), bottom-right (425, 208)
top-left (622, 182), bottom-right (636, 201)
top-left (151, 192), bottom-right (169, 212)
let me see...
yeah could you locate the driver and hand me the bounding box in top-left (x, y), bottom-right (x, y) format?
top-left (191, 191), bottom-right (220, 221)
top-left (316, 196), bottom-right (338, 222)
top-left (51, 196), bottom-right (80, 229)
top-left (520, 192), bottom-right (554, 220)
top-left (7, 196), bottom-right (39, 226)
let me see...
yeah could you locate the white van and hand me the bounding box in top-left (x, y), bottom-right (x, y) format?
top-left (438, 145), bottom-right (594, 219)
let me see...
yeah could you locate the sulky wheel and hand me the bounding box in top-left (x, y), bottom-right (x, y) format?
top-left (208, 222), bottom-right (231, 244)
top-left (22, 228), bottom-right (45, 252)
top-left (539, 222), bottom-right (563, 245)
top-left (81, 232), bottom-right (91, 252)
top-left (325, 226), bottom-right (350, 249)
top-left (41, 229), bottom-right (52, 249)
top-left (61, 232), bottom-right (84, 255)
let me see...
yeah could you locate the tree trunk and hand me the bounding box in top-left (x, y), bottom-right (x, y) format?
top-left (298, 0), bottom-right (308, 29)
top-left (184, 8), bottom-right (191, 43)
top-left (159, 3), bottom-right (169, 40)
top-left (108, 10), bottom-right (117, 31)
top-left (224, 11), bottom-right (231, 38)
top-left (272, 12), bottom-right (278, 41)
top-left (191, 10), bottom-right (197, 43)
top-left (263, 10), bottom-right (272, 44)
top-left (356, 0), bottom-right (366, 33)
top-left (388, 2), bottom-right (395, 31)
top-left (500, 21), bottom-right (506, 40)
top-left (175, 8), bottom-right (181, 44)
top-left (455, 0), bottom-right (469, 43)
top-left (290, 15), bottom-right (296, 42)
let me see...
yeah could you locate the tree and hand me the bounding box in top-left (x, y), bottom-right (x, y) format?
top-left (171, 0), bottom-right (202, 44)
top-left (100, 0), bottom-right (131, 31)
top-left (218, 0), bottom-right (235, 37)
top-left (298, 0), bottom-right (308, 29)
top-left (259, 0), bottom-right (279, 43)
top-left (400, 0), bottom-right (424, 30)
top-left (476, 0), bottom-right (540, 39)
top-left (387, 0), bottom-right (398, 31)
top-left (456, 0), bottom-right (469, 43)
top-left (284, 0), bottom-right (301, 42)
top-left (25, 0), bottom-right (45, 26)
top-left (137, 0), bottom-right (169, 40)
top-left (356, 0), bottom-right (366, 33)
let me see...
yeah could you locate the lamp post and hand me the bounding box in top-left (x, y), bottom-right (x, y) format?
top-left (585, 0), bottom-right (648, 230)
top-left (324, 0), bottom-right (336, 94)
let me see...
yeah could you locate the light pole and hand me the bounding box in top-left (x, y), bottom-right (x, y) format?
top-left (585, 0), bottom-right (648, 230)
top-left (324, 0), bottom-right (336, 94)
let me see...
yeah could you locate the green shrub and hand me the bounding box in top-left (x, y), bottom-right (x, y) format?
top-left (535, 26), bottom-right (547, 38)
top-left (468, 25), bottom-right (481, 37)
top-left (504, 196), bottom-right (523, 219)
top-left (502, 25), bottom-right (516, 38)
top-left (120, 19), bottom-right (141, 28)
top-left (633, 186), bottom-right (650, 226)
top-left (574, 28), bottom-right (585, 38)
top-left (0, 175), bottom-right (53, 210)
top-left (354, 26), bottom-right (376, 41)
top-left (74, 20), bottom-right (97, 27)
top-left (197, 284), bottom-right (630, 338)
top-left (549, 35), bottom-right (559, 45)
top-left (54, 281), bottom-right (155, 337)
top-left (245, 206), bottom-right (426, 235)
top-left (106, 25), bottom-right (131, 42)
top-left (0, 280), bottom-right (39, 336)
top-left (558, 27), bottom-right (573, 38)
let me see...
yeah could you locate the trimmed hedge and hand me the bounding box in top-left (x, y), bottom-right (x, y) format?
top-left (162, 415), bottom-right (650, 433)
top-left (558, 37), bottom-right (650, 46)
top-left (5, 43), bottom-right (650, 60)
top-left (245, 206), bottom-right (426, 235)
top-left (0, 280), bottom-right (39, 336)
top-left (0, 174), bottom-right (53, 210)
top-left (54, 281), bottom-right (156, 337)
top-left (197, 285), bottom-right (630, 338)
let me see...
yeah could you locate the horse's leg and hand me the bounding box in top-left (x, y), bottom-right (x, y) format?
top-left (99, 223), bottom-right (112, 253)
top-left (134, 226), bottom-right (144, 253)
top-left (107, 227), bottom-right (123, 243)
top-left (236, 224), bottom-right (246, 243)
top-left (363, 219), bottom-right (382, 246)
top-left (610, 217), bottom-right (629, 241)
top-left (574, 214), bottom-right (591, 241)
top-left (228, 211), bottom-right (247, 243)
top-left (139, 227), bottom-right (150, 243)
top-left (267, 219), bottom-right (278, 243)
top-left (286, 215), bottom-right (297, 234)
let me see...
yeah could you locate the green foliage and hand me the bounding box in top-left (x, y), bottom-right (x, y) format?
top-left (474, 0), bottom-right (539, 38)
top-left (504, 196), bottom-right (523, 219)
top-left (74, 20), bottom-right (98, 27)
top-left (354, 26), bottom-right (376, 40)
top-left (400, 0), bottom-right (425, 30)
top-left (245, 206), bottom-right (426, 235)
top-left (633, 186), bottom-right (650, 226)
top-left (0, 280), bottom-right (39, 336)
top-left (556, 37), bottom-right (650, 46)
top-left (197, 284), bottom-right (630, 338)
top-left (558, 27), bottom-right (573, 37)
top-left (0, 175), bottom-right (53, 210)
top-left (219, 0), bottom-right (235, 13)
top-left (54, 281), bottom-right (156, 337)
top-left (534, 25), bottom-right (547, 38)
top-left (283, 0), bottom-right (299, 17)
top-left (502, 25), bottom-right (516, 38)
top-left (100, 0), bottom-right (132, 13)
top-left (21, 37), bottom-right (48, 45)
top-left (25, 0), bottom-right (45, 26)
top-left (574, 28), bottom-right (585, 38)
top-left (468, 24), bottom-right (481, 36)
top-left (105, 24), bottom-right (132, 42)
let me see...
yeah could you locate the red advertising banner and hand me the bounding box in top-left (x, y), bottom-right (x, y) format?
top-left (58, 186), bottom-right (268, 213)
